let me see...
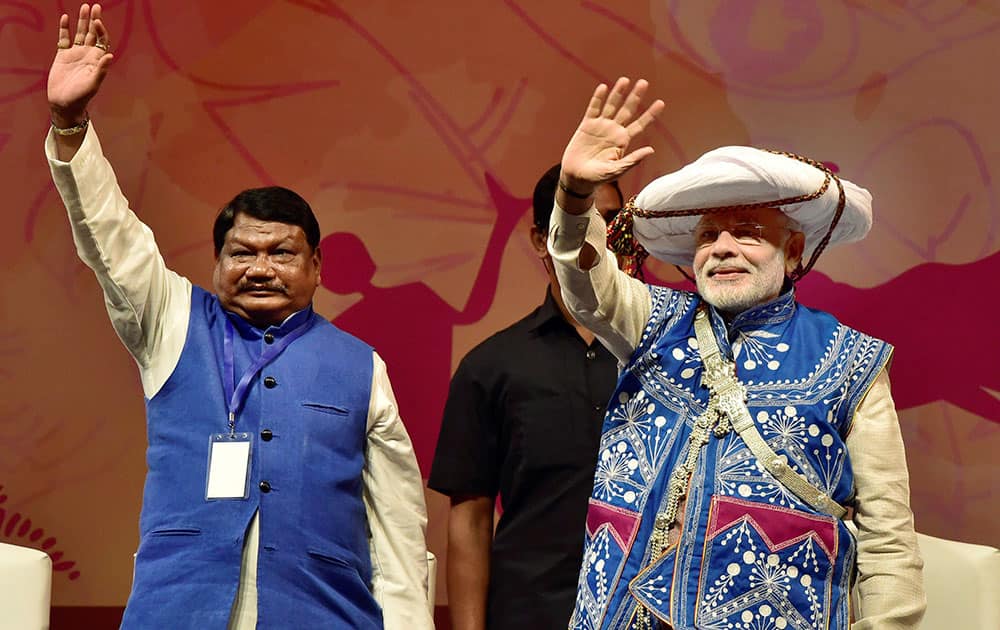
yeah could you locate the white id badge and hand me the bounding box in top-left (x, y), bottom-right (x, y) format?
top-left (206, 433), bottom-right (252, 500)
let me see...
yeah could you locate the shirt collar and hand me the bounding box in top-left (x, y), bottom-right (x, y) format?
top-left (526, 289), bottom-right (565, 332)
top-left (226, 305), bottom-right (315, 339)
top-left (706, 284), bottom-right (797, 340)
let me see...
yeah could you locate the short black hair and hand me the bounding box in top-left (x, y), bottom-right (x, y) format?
top-left (532, 164), bottom-right (562, 233)
top-left (531, 164), bottom-right (624, 233)
top-left (213, 186), bottom-right (321, 255)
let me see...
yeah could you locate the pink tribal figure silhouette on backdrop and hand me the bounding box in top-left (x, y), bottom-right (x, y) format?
top-left (1, 0), bottom-right (998, 614)
top-left (321, 175), bottom-right (530, 474)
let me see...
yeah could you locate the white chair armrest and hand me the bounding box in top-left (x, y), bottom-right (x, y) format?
top-left (0, 542), bottom-right (52, 630)
top-left (916, 532), bottom-right (1000, 629)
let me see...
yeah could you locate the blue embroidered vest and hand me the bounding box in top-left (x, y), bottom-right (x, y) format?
top-left (122, 287), bottom-right (382, 629)
top-left (572, 287), bottom-right (892, 630)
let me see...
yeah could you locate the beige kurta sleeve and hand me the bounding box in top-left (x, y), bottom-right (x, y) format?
top-left (46, 124), bottom-right (191, 398)
top-left (364, 353), bottom-right (434, 629)
top-left (546, 202), bottom-right (652, 364)
top-left (847, 369), bottom-right (926, 629)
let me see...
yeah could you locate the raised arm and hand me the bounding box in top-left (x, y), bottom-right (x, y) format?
top-left (547, 78), bottom-right (665, 362)
top-left (46, 4), bottom-right (191, 398)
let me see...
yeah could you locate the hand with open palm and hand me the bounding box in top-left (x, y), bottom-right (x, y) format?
top-left (48, 3), bottom-right (113, 128)
top-left (559, 78), bottom-right (665, 198)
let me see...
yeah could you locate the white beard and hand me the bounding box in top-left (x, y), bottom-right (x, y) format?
top-left (696, 249), bottom-right (787, 316)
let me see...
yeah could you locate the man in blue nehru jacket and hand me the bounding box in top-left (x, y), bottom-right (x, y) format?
top-left (45, 5), bottom-right (432, 629)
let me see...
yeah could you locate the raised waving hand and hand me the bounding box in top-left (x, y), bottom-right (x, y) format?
top-left (559, 77), bottom-right (664, 200)
top-left (48, 3), bottom-right (113, 132)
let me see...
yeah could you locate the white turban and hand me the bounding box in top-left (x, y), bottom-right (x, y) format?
top-left (627, 146), bottom-right (873, 267)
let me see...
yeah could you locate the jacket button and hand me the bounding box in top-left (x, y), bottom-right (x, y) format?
top-left (263, 376), bottom-right (277, 389)
top-left (260, 429), bottom-right (273, 442)
top-left (259, 480), bottom-right (271, 493)
top-left (586, 349), bottom-right (597, 360)
top-left (263, 332), bottom-right (275, 344)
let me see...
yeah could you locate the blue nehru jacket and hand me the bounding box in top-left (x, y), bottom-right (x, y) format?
top-left (121, 287), bottom-right (381, 629)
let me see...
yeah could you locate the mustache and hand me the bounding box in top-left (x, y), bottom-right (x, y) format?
top-left (238, 281), bottom-right (287, 294)
top-left (705, 263), bottom-right (751, 277)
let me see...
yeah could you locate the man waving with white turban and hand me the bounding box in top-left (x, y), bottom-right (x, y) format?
top-left (548, 78), bottom-right (925, 630)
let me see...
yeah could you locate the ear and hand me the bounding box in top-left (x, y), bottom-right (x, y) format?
top-left (211, 256), bottom-right (223, 293)
top-left (529, 225), bottom-right (549, 259)
top-left (784, 231), bottom-right (806, 274)
top-left (312, 245), bottom-right (323, 286)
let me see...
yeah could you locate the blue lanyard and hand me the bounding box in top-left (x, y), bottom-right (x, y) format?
top-left (222, 315), bottom-right (313, 436)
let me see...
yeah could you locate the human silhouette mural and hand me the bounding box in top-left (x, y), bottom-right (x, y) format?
top-left (320, 174), bottom-right (530, 474)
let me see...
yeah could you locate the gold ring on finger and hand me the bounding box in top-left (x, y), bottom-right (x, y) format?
top-left (95, 41), bottom-right (110, 52)
top-left (57, 41), bottom-right (70, 49)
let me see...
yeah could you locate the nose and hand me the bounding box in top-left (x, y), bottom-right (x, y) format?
top-left (246, 254), bottom-right (275, 279)
top-left (707, 229), bottom-right (740, 258)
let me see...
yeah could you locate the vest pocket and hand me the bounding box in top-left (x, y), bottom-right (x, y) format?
top-left (306, 548), bottom-right (366, 586)
top-left (307, 548), bottom-right (356, 570)
top-left (696, 495), bottom-right (836, 629)
top-left (301, 402), bottom-right (350, 416)
top-left (147, 527), bottom-right (202, 536)
top-left (304, 548), bottom-right (381, 625)
top-left (137, 527), bottom-right (203, 564)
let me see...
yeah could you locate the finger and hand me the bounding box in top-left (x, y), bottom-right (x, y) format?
top-left (600, 77), bottom-right (631, 118)
top-left (612, 79), bottom-right (649, 125)
top-left (583, 83), bottom-right (608, 119)
top-left (94, 18), bottom-right (111, 50)
top-left (74, 4), bottom-right (91, 45)
top-left (92, 53), bottom-right (115, 87)
top-left (97, 53), bottom-right (115, 72)
top-left (58, 14), bottom-right (71, 48)
top-left (620, 146), bottom-right (655, 168)
top-left (84, 11), bottom-right (99, 46)
top-left (625, 99), bottom-right (666, 138)
top-left (92, 4), bottom-right (108, 40)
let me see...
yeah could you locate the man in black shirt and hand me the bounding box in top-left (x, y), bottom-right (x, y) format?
top-left (428, 166), bottom-right (623, 630)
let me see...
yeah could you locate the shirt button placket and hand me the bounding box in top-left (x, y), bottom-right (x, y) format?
top-left (260, 344), bottom-right (277, 496)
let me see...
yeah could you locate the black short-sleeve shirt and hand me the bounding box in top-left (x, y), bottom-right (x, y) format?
top-left (429, 290), bottom-right (618, 630)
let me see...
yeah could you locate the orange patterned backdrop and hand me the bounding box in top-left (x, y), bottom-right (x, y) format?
top-left (1, 0), bottom-right (998, 609)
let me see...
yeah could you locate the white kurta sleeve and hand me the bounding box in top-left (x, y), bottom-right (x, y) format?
top-left (546, 202), bottom-right (652, 364)
top-left (46, 125), bottom-right (191, 398)
top-left (847, 369), bottom-right (926, 629)
top-left (363, 353), bottom-right (433, 629)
